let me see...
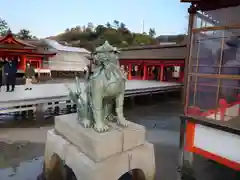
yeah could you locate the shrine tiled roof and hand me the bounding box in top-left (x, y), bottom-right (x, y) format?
top-left (43, 39), bottom-right (90, 53)
top-left (0, 32), bottom-right (56, 56)
top-left (0, 32), bottom-right (90, 54)
top-left (0, 33), bottom-right (35, 48)
top-left (119, 42), bottom-right (187, 60)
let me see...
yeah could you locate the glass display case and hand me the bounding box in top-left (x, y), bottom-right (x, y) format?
top-left (185, 5), bottom-right (240, 121)
top-left (179, 1), bottom-right (240, 176)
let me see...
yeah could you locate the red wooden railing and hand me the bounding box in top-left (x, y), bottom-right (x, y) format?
top-left (186, 94), bottom-right (240, 121)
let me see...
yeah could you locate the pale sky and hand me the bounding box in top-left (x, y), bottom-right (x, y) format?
top-left (1, 0), bottom-right (189, 38)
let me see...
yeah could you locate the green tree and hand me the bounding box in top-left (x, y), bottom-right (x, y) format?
top-left (75, 26), bottom-right (81, 32)
top-left (54, 21), bottom-right (158, 51)
top-left (106, 22), bottom-right (111, 28)
top-left (113, 20), bottom-right (119, 29)
top-left (32, 36), bottom-right (38, 40)
top-left (86, 22), bottom-right (94, 32)
top-left (17, 29), bottom-right (33, 40)
top-left (65, 28), bottom-right (70, 33)
top-left (81, 25), bottom-right (86, 32)
top-left (0, 18), bottom-right (9, 36)
top-left (148, 28), bottom-right (156, 37)
top-left (119, 22), bottom-right (126, 29)
top-left (102, 29), bottom-right (122, 45)
top-left (95, 25), bottom-right (106, 36)
top-left (132, 33), bottom-right (156, 45)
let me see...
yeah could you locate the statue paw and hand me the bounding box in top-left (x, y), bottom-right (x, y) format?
top-left (82, 119), bottom-right (92, 128)
top-left (94, 122), bottom-right (109, 133)
top-left (117, 118), bottom-right (128, 127)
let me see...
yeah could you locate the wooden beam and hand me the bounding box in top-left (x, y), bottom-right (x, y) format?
top-left (194, 12), bottom-right (240, 37)
top-left (192, 24), bottom-right (240, 33)
top-left (183, 9), bottom-right (195, 107)
top-left (189, 72), bottom-right (240, 80)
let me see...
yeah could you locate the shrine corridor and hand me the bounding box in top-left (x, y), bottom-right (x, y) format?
top-left (0, 95), bottom-right (239, 180)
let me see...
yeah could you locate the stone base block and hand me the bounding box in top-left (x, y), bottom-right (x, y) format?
top-left (44, 130), bottom-right (155, 180)
top-left (54, 113), bottom-right (145, 162)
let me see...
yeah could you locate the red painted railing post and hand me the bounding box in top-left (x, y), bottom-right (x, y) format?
top-left (187, 106), bottom-right (201, 116)
top-left (219, 99), bottom-right (227, 121)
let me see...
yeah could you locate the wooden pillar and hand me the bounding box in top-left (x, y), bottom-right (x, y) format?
top-left (23, 56), bottom-right (27, 71)
top-left (183, 8), bottom-right (195, 107)
top-left (180, 64), bottom-right (184, 82)
top-left (38, 58), bottom-right (42, 78)
top-left (178, 6), bottom-right (197, 180)
top-left (128, 63), bottom-right (132, 80)
top-left (142, 64), bottom-right (147, 80)
top-left (160, 64), bottom-right (164, 81)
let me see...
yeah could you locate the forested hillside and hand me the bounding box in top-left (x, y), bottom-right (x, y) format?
top-left (0, 18), bottom-right (186, 51)
top-left (51, 21), bottom-right (159, 51)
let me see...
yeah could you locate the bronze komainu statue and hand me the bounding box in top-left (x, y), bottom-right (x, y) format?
top-left (68, 41), bottom-right (128, 132)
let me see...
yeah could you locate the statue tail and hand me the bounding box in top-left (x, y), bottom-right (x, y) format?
top-left (75, 76), bottom-right (82, 95)
top-left (65, 80), bottom-right (85, 109)
top-left (65, 84), bottom-right (78, 104)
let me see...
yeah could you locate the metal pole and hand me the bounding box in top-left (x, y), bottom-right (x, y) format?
top-left (177, 116), bottom-right (187, 180)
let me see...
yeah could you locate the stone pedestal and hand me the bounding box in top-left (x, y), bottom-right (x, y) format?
top-left (44, 113), bottom-right (155, 180)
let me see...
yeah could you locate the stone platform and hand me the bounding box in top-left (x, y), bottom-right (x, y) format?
top-left (44, 113), bottom-right (155, 180)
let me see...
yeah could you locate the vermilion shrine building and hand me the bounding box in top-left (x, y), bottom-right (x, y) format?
top-left (0, 30), bottom-right (187, 83)
top-left (119, 41), bottom-right (186, 83)
top-left (0, 30), bottom-right (56, 76)
top-left (0, 31), bottom-right (90, 81)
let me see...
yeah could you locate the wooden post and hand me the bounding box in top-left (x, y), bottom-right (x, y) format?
top-left (23, 56), bottom-right (27, 71)
top-left (183, 7), bottom-right (195, 108)
top-left (128, 63), bottom-right (132, 80)
top-left (160, 64), bottom-right (164, 81)
top-left (178, 6), bottom-right (197, 180)
top-left (38, 58), bottom-right (42, 78)
top-left (142, 64), bottom-right (147, 80)
top-left (179, 64), bottom-right (184, 82)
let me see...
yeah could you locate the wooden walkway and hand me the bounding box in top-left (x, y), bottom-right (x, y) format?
top-left (0, 80), bottom-right (182, 113)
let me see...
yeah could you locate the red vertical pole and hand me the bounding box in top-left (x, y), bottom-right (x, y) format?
top-left (160, 64), bottom-right (164, 81)
top-left (219, 99), bottom-right (227, 121)
top-left (146, 66), bottom-right (149, 80)
top-left (142, 64), bottom-right (147, 80)
top-left (128, 63), bottom-right (132, 80)
top-left (38, 58), bottom-right (42, 69)
top-left (23, 56), bottom-right (26, 71)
